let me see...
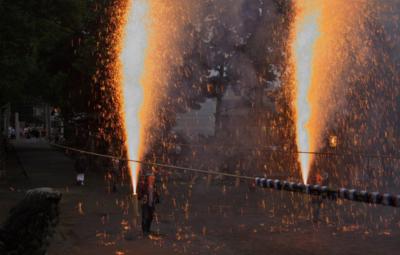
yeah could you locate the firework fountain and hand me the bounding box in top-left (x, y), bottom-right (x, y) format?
top-left (118, 0), bottom-right (182, 212)
top-left (120, 0), bottom-right (149, 195)
top-left (291, 0), bottom-right (322, 184)
top-left (291, 0), bottom-right (368, 184)
top-left (90, 0), bottom-right (400, 252)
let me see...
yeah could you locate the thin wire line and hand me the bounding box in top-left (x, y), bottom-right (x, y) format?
top-left (161, 142), bottom-right (400, 160)
top-left (49, 143), bottom-right (400, 208)
top-left (50, 143), bottom-right (255, 181)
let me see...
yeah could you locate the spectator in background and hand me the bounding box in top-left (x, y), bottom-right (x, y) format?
top-left (8, 127), bottom-right (15, 139)
top-left (74, 155), bottom-right (87, 186)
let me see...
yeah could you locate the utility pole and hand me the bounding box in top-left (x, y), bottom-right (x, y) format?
top-left (44, 104), bottom-right (52, 140)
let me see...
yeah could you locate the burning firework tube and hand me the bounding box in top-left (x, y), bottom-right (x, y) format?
top-left (348, 189), bottom-right (357, 200)
top-left (254, 177), bottom-right (399, 208)
top-left (383, 193), bottom-right (395, 206)
top-left (339, 188), bottom-right (348, 199)
top-left (305, 184), bottom-right (311, 194)
top-left (267, 179), bottom-right (274, 188)
top-left (258, 178), bottom-right (266, 188)
top-left (370, 192), bottom-right (382, 204)
top-left (282, 181), bottom-right (289, 190)
top-left (132, 194), bottom-right (140, 218)
top-left (297, 183), bottom-right (306, 192)
top-left (274, 180), bottom-right (282, 190)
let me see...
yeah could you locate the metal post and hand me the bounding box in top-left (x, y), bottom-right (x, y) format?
top-left (45, 104), bottom-right (51, 140)
top-left (15, 112), bottom-right (20, 140)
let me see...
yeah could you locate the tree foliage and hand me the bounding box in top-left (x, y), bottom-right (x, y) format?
top-left (0, 0), bottom-right (93, 107)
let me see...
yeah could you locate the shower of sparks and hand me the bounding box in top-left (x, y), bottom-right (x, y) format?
top-left (120, 0), bottom-right (150, 194)
top-left (292, 1), bottom-right (322, 183)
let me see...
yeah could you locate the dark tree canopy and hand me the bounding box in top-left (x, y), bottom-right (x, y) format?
top-left (0, 0), bottom-right (93, 107)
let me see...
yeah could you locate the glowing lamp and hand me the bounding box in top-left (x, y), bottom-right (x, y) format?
top-left (329, 135), bottom-right (338, 148)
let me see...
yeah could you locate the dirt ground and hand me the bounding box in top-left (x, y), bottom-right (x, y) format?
top-left (1, 139), bottom-right (400, 255)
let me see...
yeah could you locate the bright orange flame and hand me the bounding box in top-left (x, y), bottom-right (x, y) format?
top-left (292, 1), bottom-right (322, 183)
top-left (118, 0), bottom-right (183, 194)
top-left (120, 0), bottom-right (150, 194)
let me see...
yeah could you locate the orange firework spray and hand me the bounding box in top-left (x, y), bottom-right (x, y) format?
top-left (120, 0), bottom-right (150, 195)
top-left (291, 0), bottom-right (366, 183)
top-left (291, 0), bottom-right (322, 184)
top-left (118, 0), bottom-right (182, 195)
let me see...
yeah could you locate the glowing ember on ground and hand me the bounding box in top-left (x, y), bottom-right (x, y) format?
top-left (120, 0), bottom-right (150, 194)
top-left (291, 0), bottom-right (322, 183)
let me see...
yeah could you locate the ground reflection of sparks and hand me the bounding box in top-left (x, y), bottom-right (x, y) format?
top-left (120, 0), bottom-right (150, 194)
top-left (292, 0), bottom-right (322, 183)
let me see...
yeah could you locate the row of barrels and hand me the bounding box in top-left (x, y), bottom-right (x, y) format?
top-left (255, 177), bottom-right (400, 207)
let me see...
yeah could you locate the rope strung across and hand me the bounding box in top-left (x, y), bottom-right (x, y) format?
top-left (49, 143), bottom-right (254, 180)
top-left (161, 142), bottom-right (400, 160)
top-left (50, 143), bottom-right (400, 208)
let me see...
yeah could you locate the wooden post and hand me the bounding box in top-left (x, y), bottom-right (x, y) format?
top-left (235, 170), bottom-right (240, 187)
top-left (132, 194), bottom-right (140, 228)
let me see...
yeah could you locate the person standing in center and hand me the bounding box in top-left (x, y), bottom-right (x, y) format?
top-left (138, 173), bottom-right (160, 236)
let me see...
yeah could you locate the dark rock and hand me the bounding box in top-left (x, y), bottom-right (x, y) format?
top-left (0, 188), bottom-right (61, 255)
